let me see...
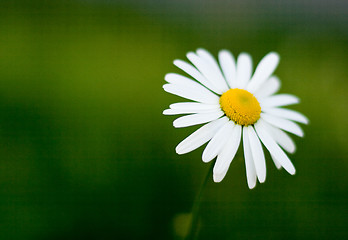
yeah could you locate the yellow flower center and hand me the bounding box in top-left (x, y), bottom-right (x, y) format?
top-left (219, 88), bottom-right (261, 126)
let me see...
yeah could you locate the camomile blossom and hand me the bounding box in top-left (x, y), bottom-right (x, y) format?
top-left (163, 49), bottom-right (308, 189)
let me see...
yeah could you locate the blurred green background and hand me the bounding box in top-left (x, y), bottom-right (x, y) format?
top-left (0, 0), bottom-right (347, 239)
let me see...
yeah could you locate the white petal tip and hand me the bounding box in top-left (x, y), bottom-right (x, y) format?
top-left (288, 149), bottom-right (296, 154)
top-left (213, 174), bottom-right (224, 183)
top-left (175, 147), bottom-right (184, 155)
top-left (269, 51), bottom-right (280, 58)
top-left (248, 183), bottom-right (256, 189)
top-left (163, 109), bottom-right (170, 115)
top-left (162, 84), bottom-right (169, 91)
top-left (202, 155), bottom-right (213, 163)
top-left (301, 116), bottom-right (310, 125)
top-left (219, 49), bottom-right (229, 54)
top-left (186, 52), bottom-right (195, 59)
top-left (172, 120), bottom-right (180, 128)
top-left (258, 176), bottom-right (266, 183)
top-left (164, 73), bottom-right (174, 82)
top-left (265, 52), bottom-right (280, 66)
top-left (173, 121), bottom-right (181, 128)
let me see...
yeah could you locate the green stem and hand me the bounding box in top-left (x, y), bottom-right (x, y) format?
top-left (186, 162), bottom-right (214, 240)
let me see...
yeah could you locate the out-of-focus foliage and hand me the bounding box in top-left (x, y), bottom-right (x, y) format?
top-left (0, 0), bottom-right (347, 239)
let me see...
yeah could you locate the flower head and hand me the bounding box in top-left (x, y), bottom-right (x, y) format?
top-left (163, 49), bottom-right (308, 189)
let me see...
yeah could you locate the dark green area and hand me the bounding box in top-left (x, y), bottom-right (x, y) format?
top-left (0, 0), bottom-right (347, 239)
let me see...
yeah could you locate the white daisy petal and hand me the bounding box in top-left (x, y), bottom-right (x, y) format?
top-left (176, 117), bottom-right (229, 154)
top-left (260, 94), bottom-right (299, 108)
top-left (262, 107), bottom-right (309, 124)
top-left (163, 109), bottom-right (179, 115)
top-left (164, 102), bottom-right (220, 115)
top-left (213, 124), bottom-right (242, 182)
top-left (196, 48), bottom-right (230, 91)
top-left (163, 108), bottom-right (218, 115)
top-left (261, 113), bottom-right (304, 137)
top-left (247, 126), bottom-right (266, 183)
top-left (254, 76), bottom-right (281, 99)
top-left (170, 102), bottom-right (220, 111)
top-left (187, 52), bottom-right (227, 93)
top-left (196, 49), bottom-right (220, 67)
top-left (260, 120), bottom-right (296, 154)
top-left (247, 52), bottom-right (280, 93)
top-left (255, 119), bottom-right (296, 175)
top-left (218, 50), bottom-right (237, 89)
top-left (165, 73), bottom-right (219, 94)
top-left (243, 126), bottom-right (257, 189)
top-left (173, 59), bottom-right (221, 94)
top-left (271, 154), bottom-right (282, 169)
top-left (236, 53), bottom-right (252, 89)
top-left (173, 111), bottom-right (224, 128)
top-left (202, 121), bottom-right (234, 163)
top-left (163, 84), bottom-right (219, 104)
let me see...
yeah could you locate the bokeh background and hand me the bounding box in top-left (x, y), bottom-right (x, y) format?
top-left (0, 0), bottom-right (347, 239)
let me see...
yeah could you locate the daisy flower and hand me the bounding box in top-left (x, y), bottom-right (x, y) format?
top-left (163, 49), bottom-right (308, 189)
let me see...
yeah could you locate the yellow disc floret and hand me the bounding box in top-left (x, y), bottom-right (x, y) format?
top-left (220, 88), bottom-right (261, 126)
